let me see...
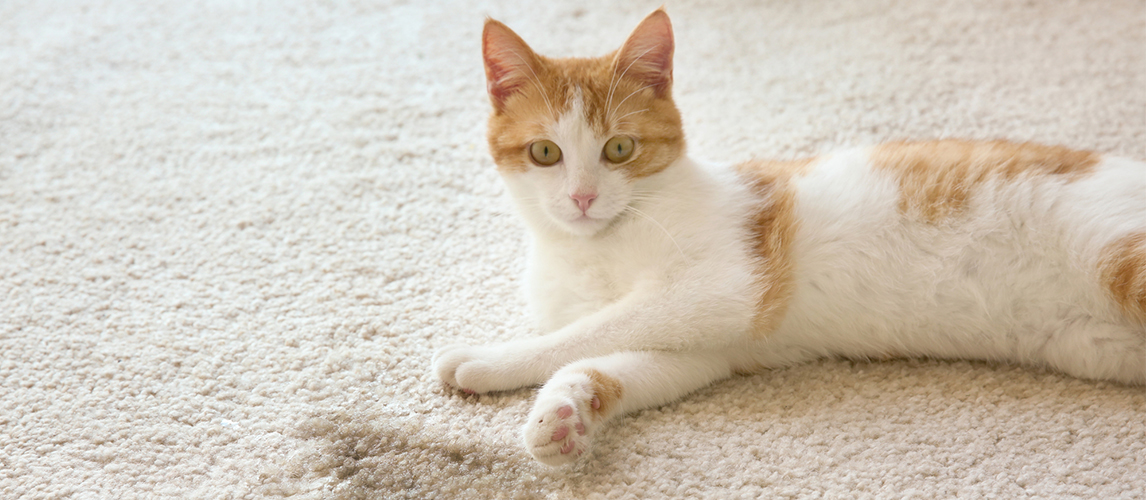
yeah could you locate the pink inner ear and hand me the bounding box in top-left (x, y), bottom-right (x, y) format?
top-left (483, 51), bottom-right (516, 106)
top-left (482, 20), bottom-right (538, 109)
top-left (615, 10), bottom-right (674, 95)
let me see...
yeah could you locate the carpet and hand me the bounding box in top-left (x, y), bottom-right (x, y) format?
top-left (1, 0), bottom-right (1143, 498)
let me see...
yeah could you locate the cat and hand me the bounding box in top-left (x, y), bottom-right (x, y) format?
top-left (432, 8), bottom-right (1146, 466)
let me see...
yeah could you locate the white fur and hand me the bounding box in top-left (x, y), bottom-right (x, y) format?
top-left (749, 152), bottom-right (1146, 384)
top-left (433, 116), bottom-right (1146, 464)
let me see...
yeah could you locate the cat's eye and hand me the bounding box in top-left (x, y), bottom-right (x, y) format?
top-left (603, 136), bottom-right (635, 163)
top-left (529, 140), bottom-right (562, 166)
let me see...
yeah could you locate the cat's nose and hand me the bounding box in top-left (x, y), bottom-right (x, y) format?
top-left (570, 192), bottom-right (597, 213)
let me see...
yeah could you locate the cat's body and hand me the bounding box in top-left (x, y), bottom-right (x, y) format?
top-left (433, 9), bottom-right (1146, 466)
top-left (524, 145), bottom-right (1145, 375)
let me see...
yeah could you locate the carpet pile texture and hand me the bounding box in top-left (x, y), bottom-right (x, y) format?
top-left (2, 0), bottom-right (1143, 498)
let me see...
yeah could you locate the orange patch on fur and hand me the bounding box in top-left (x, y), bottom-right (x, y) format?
top-left (734, 158), bottom-right (817, 338)
top-left (580, 368), bottom-right (623, 419)
top-left (1099, 233), bottom-right (1146, 324)
top-left (486, 56), bottom-right (684, 177)
top-left (870, 140), bottom-right (1100, 223)
top-left (483, 16), bottom-right (684, 177)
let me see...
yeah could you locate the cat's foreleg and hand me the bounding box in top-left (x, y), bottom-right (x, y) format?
top-left (521, 349), bottom-right (736, 466)
top-left (433, 288), bottom-right (753, 393)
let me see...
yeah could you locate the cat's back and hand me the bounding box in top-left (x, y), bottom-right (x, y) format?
top-left (736, 139), bottom-right (1145, 381)
top-left (785, 140), bottom-right (1145, 258)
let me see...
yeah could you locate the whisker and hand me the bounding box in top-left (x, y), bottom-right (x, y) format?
top-left (605, 65), bottom-right (620, 124)
top-left (606, 46), bottom-right (655, 122)
top-left (507, 49), bottom-right (555, 118)
top-left (613, 108), bottom-right (649, 124)
top-left (624, 205), bottom-right (687, 260)
top-left (611, 84), bottom-right (655, 119)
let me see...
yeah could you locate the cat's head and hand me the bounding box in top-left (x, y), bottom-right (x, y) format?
top-left (482, 9), bottom-right (685, 237)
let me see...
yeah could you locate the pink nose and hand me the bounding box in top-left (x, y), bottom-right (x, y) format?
top-left (570, 192), bottom-right (597, 213)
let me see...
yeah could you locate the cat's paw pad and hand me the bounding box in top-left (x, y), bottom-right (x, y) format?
top-left (522, 373), bottom-right (603, 466)
top-left (523, 402), bottom-right (593, 466)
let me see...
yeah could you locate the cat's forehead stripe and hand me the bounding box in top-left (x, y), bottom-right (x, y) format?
top-left (488, 55), bottom-right (684, 177)
top-left (550, 86), bottom-right (601, 170)
top-left (562, 86), bottom-right (585, 125)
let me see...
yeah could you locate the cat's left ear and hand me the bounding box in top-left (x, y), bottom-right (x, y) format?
top-left (615, 8), bottom-right (674, 97)
top-left (482, 18), bottom-right (543, 112)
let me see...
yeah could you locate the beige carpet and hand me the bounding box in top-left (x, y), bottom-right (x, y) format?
top-left (2, 0), bottom-right (1143, 498)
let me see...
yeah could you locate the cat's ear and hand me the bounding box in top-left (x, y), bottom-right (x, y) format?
top-left (483, 19), bottom-right (543, 111)
top-left (615, 9), bottom-right (674, 97)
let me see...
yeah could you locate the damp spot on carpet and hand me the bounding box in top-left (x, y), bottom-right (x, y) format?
top-left (286, 409), bottom-right (550, 499)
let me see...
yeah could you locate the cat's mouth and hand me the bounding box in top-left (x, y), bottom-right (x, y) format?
top-left (549, 197), bottom-right (633, 235)
top-left (568, 214), bottom-right (604, 228)
top-left (563, 207), bottom-right (636, 236)
top-left (559, 211), bottom-right (617, 236)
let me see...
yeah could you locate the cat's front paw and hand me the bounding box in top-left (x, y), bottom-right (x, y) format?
top-left (432, 343), bottom-right (529, 394)
top-left (522, 371), bottom-right (604, 466)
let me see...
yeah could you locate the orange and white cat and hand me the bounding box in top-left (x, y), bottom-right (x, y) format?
top-left (433, 9), bottom-right (1146, 466)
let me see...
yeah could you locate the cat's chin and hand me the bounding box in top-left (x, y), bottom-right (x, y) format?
top-left (557, 214), bottom-right (614, 237)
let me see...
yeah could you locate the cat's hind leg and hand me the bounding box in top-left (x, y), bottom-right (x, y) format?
top-left (1036, 320), bottom-right (1145, 384)
top-left (523, 349), bottom-right (735, 466)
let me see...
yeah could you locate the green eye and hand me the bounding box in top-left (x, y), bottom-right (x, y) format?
top-left (604, 136), bottom-right (634, 163)
top-left (529, 140), bottom-right (562, 166)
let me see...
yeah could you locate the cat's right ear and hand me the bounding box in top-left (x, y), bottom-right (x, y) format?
top-left (482, 19), bottom-right (542, 112)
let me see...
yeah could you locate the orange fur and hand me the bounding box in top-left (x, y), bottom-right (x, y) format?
top-left (870, 140), bottom-right (1100, 223)
top-left (580, 368), bottom-right (623, 419)
top-left (483, 13), bottom-right (684, 178)
top-left (734, 158), bottom-right (817, 338)
top-left (1099, 232), bottom-right (1146, 324)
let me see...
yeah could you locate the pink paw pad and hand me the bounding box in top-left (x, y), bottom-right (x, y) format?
top-left (575, 423), bottom-right (586, 435)
top-left (462, 389), bottom-right (475, 395)
top-left (591, 396), bottom-right (600, 410)
top-left (551, 425), bottom-right (569, 441)
top-left (556, 405), bottom-right (573, 419)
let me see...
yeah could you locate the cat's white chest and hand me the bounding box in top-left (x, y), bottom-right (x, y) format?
top-left (525, 240), bottom-right (639, 332)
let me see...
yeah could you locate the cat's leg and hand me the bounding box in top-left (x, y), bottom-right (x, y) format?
top-left (1036, 320), bottom-right (1145, 384)
top-left (433, 288), bottom-right (754, 393)
top-left (521, 349), bottom-right (736, 466)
